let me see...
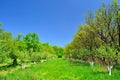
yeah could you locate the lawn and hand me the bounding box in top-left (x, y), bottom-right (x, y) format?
top-left (0, 58), bottom-right (120, 80)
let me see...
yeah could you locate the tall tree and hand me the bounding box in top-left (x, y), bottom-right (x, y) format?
top-left (24, 33), bottom-right (40, 61)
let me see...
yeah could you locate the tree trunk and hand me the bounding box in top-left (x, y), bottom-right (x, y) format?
top-left (34, 61), bottom-right (36, 64)
top-left (107, 66), bottom-right (113, 76)
top-left (13, 58), bottom-right (17, 66)
top-left (21, 63), bottom-right (25, 69)
top-left (90, 61), bottom-right (94, 67)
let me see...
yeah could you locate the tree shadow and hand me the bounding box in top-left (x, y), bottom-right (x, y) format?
top-left (92, 71), bottom-right (106, 75)
top-left (0, 64), bottom-right (19, 71)
top-left (114, 64), bottom-right (120, 70)
top-left (69, 61), bottom-right (90, 67)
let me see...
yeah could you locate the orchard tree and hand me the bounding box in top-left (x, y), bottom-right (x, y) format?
top-left (40, 42), bottom-right (56, 60)
top-left (53, 46), bottom-right (64, 58)
top-left (0, 32), bottom-right (12, 63)
top-left (96, 45), bottom-right (119, 76)
top-left (7, 39), bottom-right (20, 66)
top-left (24, 33), bottom-right (40, 61)
top-left (72, 25), bottom-right (100, 63)
top-left (95, 0), bottom-right (120, 64)
top-left (64, 42), bottom-right (76, 60)
top-left (16, 34), bottom-right (29, 69)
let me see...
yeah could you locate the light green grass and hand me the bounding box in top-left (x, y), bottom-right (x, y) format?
top-left (0, 58), bottom-right (120, 80)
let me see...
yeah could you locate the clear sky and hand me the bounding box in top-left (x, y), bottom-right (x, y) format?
top-left (0, 0), bottom-right (119, 47)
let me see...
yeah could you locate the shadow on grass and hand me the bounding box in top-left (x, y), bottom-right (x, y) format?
top-left (92, 71), bottom-right (106, 75)
top-left (69, 61), bottom-right (89, 66)
top-left (114, 64), bottom-right (120, 70)
top-left (0, 64), bottom-right (20, 71)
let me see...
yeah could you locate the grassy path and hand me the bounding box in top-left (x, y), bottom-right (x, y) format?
top-left (0, 58), bottom-right (120, 80)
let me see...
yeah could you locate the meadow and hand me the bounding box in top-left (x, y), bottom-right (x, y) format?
top-left (0, 58), bottom-right (120, 80)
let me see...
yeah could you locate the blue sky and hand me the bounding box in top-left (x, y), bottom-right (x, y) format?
top-left (0, 0), bottom-right (118, 47)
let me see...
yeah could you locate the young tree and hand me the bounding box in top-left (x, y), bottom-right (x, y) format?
top-left (96, 45), bottom-right (119, 76)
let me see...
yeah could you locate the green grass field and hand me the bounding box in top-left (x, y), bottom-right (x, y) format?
top-left (0, 58), bottom-right (120, 80)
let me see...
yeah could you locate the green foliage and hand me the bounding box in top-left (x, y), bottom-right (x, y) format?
top-left (19, 51), bottom-right (29, 63)
top-left (96, 45), bottom-right (118, 65)
top-left (0, 22), bottom-right (2, 26)
top-left (77, 48), bottom-right (90, 60)
top-left (31, 52), bottom-right (41, 62)
top-left (53, 46), bottom-right (64, 58)
top-left (24, 33), bottom-right (40, 52)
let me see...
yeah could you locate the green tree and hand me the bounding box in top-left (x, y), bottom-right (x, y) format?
top-left (53, 46), bottom-right (64, 58)
top-left (7, 39), bottom-right (20, 66)
top-left (0, 32), bottom-right (12, 63)
top-left (24, 33), bottom-right (41, 62)
top-left (96, 45), bottom-right (119, 75)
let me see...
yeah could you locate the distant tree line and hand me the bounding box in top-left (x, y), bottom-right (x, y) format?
top-left (0, 24), bottom-right (64, 68)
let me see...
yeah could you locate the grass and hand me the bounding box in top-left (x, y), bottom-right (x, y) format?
top-left (0, 58), bottom-right (120, 80)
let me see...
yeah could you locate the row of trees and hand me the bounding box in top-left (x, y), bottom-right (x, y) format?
top-left (0, 24), bottom-right (64, 68)
top-left (64, 0), bottom-right (120, 75)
